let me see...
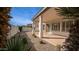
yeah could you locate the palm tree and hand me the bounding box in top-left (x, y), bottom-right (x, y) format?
top-left (0, 7), bottom-right (12, 48)
top-left (56, 7), bottom-right (79, 51)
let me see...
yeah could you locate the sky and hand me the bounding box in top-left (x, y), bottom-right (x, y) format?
top-left (9, 7), bottom-right (42, 26)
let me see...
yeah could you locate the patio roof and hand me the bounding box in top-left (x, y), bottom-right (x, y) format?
top-left (32, 7), bottom-right (48, 21)
top-left (33, 7), bottom-right (64, 23)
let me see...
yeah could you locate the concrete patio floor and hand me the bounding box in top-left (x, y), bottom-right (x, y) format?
top-left (35, 32), bottom-right (67, 46)
top-left (26, 32), bottom-right (67, 51)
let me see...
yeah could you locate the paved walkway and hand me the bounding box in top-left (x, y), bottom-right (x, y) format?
top-left (26, 32), bottom-right (61, 51)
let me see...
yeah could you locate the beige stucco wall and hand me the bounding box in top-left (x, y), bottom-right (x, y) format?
top-left (7, 26), bottom-right (19, 39)
top-left (32, 7), bottom-right (71, 37)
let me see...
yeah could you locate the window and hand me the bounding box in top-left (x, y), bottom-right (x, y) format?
top-left (62, 22), bottom-right (66, 32)
top-left (57, 23), bottom-right (60, 31)
top-left (52, 24), bottom-right (54, 30)
top-left (62, 20), bottom-right (74, 32)
top-left (52, 23), bottom-right (60, 31)
top-left (43, 24), bottom-right (45, 30)
top-left (47, 24), bottom-right (50, 32)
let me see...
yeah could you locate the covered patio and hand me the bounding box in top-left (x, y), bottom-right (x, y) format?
top-left (32, 7), bottom-right (70, 46)
top-left (32, 7), bottom-right (69, 38)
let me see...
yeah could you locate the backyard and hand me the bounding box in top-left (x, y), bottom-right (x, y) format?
top-left (0, 7), bottom-right (79, 51)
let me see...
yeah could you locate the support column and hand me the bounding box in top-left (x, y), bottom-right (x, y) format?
top-left (60, 22), bottom-right (62, 32)
top-left (39, 15), bottom-right (43, 38)
top-left (32, 22), bottom-right (35, 34)
top-left (45, 23), bottom-right (47, 32)
top-left (49, 24), bottom-right (52, 34)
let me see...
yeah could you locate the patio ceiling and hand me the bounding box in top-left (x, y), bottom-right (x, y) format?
top-left (33, 7), bottom-right (64, 24)
top-left (42, 8), bottom-right (64, 23)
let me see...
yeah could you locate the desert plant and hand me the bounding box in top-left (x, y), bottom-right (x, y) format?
top-left (18, 26), bottom-right (23, 32)
top-left (40, 40), bottom-right (46, 44)
top-left (56, 44), bottom-right (62, 51)
top-left (0, 33), bottom-right (31, 51)
top-left (32, 34), bottom-right (37, 38)
top-left (56, 7), bottom-right (79, 51)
